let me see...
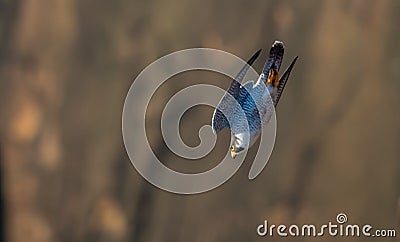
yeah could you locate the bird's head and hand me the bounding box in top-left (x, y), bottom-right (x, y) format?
top-left (230, 133), bottom-right (250, 158)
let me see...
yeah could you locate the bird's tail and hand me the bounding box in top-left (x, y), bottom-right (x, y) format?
top-left (262, 41), bottom-right (285, 77)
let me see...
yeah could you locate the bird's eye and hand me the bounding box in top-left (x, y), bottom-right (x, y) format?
top-left (231, 145), bottom-right (234, 151)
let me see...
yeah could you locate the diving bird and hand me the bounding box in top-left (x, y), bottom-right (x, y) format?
top-left (212, 41), bottom-right (298, 158)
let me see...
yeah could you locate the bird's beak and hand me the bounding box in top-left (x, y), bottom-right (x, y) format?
top-left (230, 149), bottom-right (237, 159)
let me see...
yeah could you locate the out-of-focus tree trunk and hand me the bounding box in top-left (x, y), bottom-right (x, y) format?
top-left (0, 143), bottom-right (4, 242)
top-left (1, 0), bottom-right (76, 241)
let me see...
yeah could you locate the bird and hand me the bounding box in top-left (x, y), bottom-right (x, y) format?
top-left (212, 41), bottom-right (298, 158)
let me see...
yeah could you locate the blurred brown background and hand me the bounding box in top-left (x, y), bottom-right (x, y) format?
top-left (1, 0), bottom-right (399, 241)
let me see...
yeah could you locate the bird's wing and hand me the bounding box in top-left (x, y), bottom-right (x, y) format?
top-left (211, 110), bottom-right (229, 133)
top-left (273, 56), bottom-right (298, 107)
top-left (241, 80), bottom-right (255, 91)
top-left (227, 49), bottom-right (261, 98)
top-left (212, 50), bottom-right (261, 134)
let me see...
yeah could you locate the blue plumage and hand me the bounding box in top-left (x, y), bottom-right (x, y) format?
top-left (212, 41), bottom-right (298, 158)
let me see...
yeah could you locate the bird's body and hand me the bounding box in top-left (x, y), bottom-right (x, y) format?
top-left (212, 41), bottom-right (298, 158)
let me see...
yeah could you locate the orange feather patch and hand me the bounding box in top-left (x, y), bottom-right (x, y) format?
top-left (266, 68), bottom-right (279, 87)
